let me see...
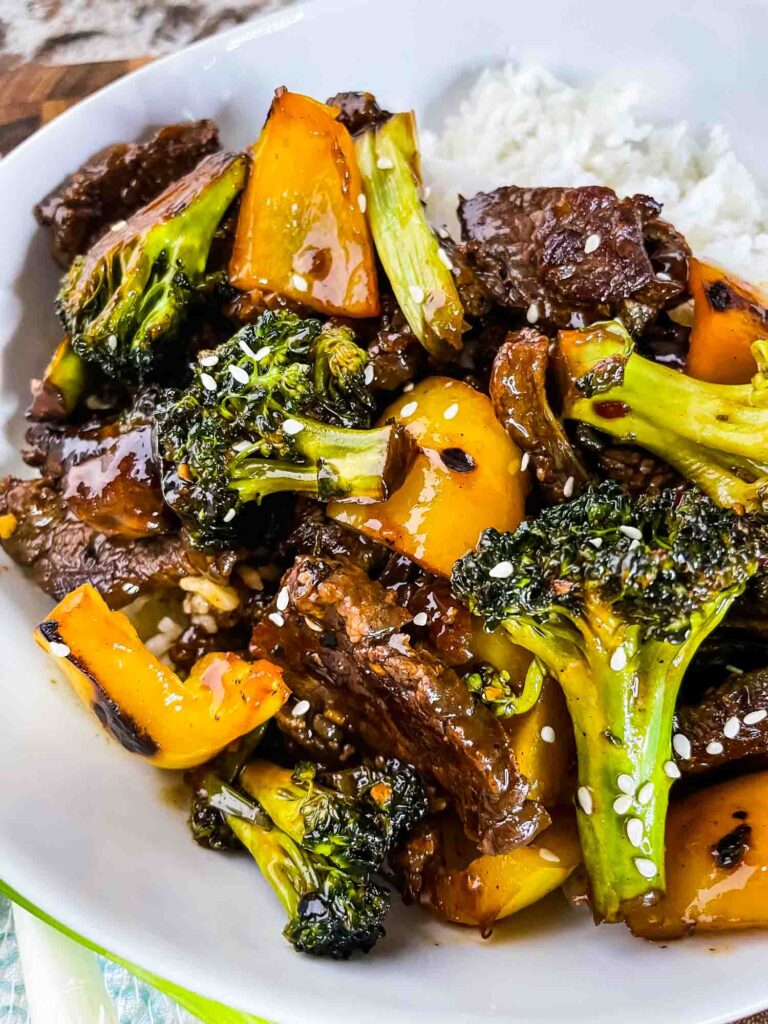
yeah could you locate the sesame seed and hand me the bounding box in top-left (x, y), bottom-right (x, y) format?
top-left (744, 709), bottom-right (768, 726)
top-left (292, 700), bottom-right (311, 717)
top-left (223, 508), bottom-right (237, 523)
top-left (254, 346), bottom-right (271, 361)
top-left (107, 334), bottom-right (118, 351)
top-left (589, 537), bottom-right (603, 548)
top-left (357, 193), bottom-right (367, 213)
top-left (563, 476), bottom-right (575, 498)
top-left (577, 786), bottom-right (594, 815)
top-left (617, 773), bottom-right (635, 795)
top-left (229, 364), bottom-right (250, 385)
top-left (706, 740), bottom-right (724, 755)
top-left (268, 612), bottom-right (285, 628)
top-left (520, 452), bottom-right (531, 472)
top-left (540, 725), bottom-right (556, 744)
top-left (724, 716), bottom-right (741, 739)
top-left (619, 525), bottom-right (642, 540)
top-left (238, 337), bottom-right (257, 359)
top-left (613, 795), bottom-right (632, 815)
top-left (199, 353), bottom-right (219, 367)
top-left (726, 664), bottom-right (744, 675)
top-left (364, 364), bottom-right (375, 386)
top-left (626, 818), bottom-right (644, 848)
top-left (412, 611), bottom-right (428, 627)
top-left (610, 646), bottom-right (628, 671)
top-left (664, 760), bottom-right (681, 779)
top-left (637, 782), bottom-right (654, 805)
top-left (403, 382), bottom-right (415, 392)
top-left (200, 372), bottom-right (217, 392)
top-left (538, 848), bottom-right (561, 863)
top-left (584, 233), bottom-right (601, 254)
top-left (444, 403), bottom-right (459, 420)
top-left (401, 400), bottom-right (418, 417)
top-left (420, 185), bottom-right (432, 200)
top-left (437, 226), bottom-right (450, 239)
top-left (283, 419), bottom-right (304, 436)
top-left (48, 641), bottom-right (70, 658)
top-left (376, 156), bottom-right (394, 170)
top-left (436, 248), bottom-right (453, 271)
top-left (526, 302), bottom-right (539, 324)
top-left (276, 587), bottom-right (290, 612)
top-left (110, 219), bottom-right (127, 231)
top-left (656, 271), bottom-right (672, 282)
top-left (122, 582), bottom-right (140, 595)
top-left (409, 284), bottom-right (425, 304)
top-left (304, 617), bottom-right (324, 633)
top-left (634, 857), bottom-right (657, 880)
top-left (291, 273), bottom-right (309, 292)
top-left (672, 733), bottom-right (692, 759)
top-left (489, 560), bottom-right (513, 579)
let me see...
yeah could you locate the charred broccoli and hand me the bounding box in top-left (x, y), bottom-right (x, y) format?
top-left (452, 481), bottom-right (765, 922)
top-left (201, 773), bottom-right (390, 958)
top-left (559, 320), bottom-right (768, 515)
top-left (240, 757), bottom-right (427, 875)
top-left (159, 309), bottom-right (411, 547)
top-left (57, 152), bottom-right (247, 379)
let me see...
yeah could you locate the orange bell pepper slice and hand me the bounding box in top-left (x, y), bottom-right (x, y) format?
top-left (328, 376), bottom-right (528, 577)
top-left (229, 89), bottom-right (379, 318)
top-left (35, 583), bottom-right (289, 769)
top-left (686, 258), bottom-right (768, 384)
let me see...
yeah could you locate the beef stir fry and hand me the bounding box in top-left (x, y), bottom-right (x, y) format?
top-left (6, 85), bottom-right (768, 958)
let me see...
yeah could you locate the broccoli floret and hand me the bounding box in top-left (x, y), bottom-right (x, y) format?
top-left (202, 773), bottom-right (390, 958)
top-left (158, 309), bottom-right (412, 547)
top-left (57, 152), bottom-right (247, 379)
top-left (558, 320), bottom-right (768, 515)
top-left (240, 758), bottom-right (427, 875)
top-left (452, 481), bottom-right (765, 922)
top-left (318, 757), bottom-right (429, 846)
top-left (461, 657), bottom-right (545, 718)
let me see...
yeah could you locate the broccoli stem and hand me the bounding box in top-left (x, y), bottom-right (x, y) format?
top-left (561, 324), bottom-right (768, 513)
top-left (355, 113), bottom-right (465, 358)
top-left (203, 773), bottom-right (313, 921)
top-left (230, 418), bottom-right (408, 504)
top-left (502, 592), bottom-right (736, 921)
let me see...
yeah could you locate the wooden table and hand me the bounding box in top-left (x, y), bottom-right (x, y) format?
top-left (1, 55), bottom-right (766, 1024)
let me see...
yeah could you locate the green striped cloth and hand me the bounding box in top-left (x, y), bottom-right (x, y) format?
top-left (0, 896), bottom-right (197, 1024)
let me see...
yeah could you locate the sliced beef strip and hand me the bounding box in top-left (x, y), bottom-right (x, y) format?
top-left (250, 555), bottom-right (549, 854)
top-left (491, 329), bottom-right (591, 503)
top-left (35, 120), bottom-right (220, 266)
top-left (366, 294), bottom-right (426, 392)
top-left (281, 499), bottom-right (389, 574)
top-left (675, 667), bottom-right (768, 777)
top-left (570, 423), bottom-right (680, 500)
top-left (459, 185), bottom-right (689, 328)
top-left (0, 477), bottom-right (233, 607)
top-left (326, 91), bottom-right (391, 136)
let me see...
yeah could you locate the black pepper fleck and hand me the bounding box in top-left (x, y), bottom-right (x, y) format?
top-left (712, 823), bottom-right (752, 869)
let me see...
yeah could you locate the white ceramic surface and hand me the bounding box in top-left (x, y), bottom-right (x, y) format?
top-left (2, 2), bottom-right (768, 1021)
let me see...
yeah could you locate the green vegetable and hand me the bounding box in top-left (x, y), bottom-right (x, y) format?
top-left (202, 774), bottom-right (390, 959)
top-left (559, 320), bottom-right (768, 514)
top-left (355, 111), bottom-right (465, 358)
top-left (240, 758), bottom-right (427, 875)
top-left (57, 152), bottom-right (247, 379)
top-left (461, 657), bottom-right (545, 718)
top-left (159, 309), bottom-right (411, 548)
top-left (452, 481), bottom-right (765, 921)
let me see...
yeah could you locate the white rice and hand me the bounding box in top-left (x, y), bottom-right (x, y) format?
top-left (423, 63), bottom-right (768, 284)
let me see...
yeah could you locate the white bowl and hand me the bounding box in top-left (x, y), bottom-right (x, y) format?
top-left (2, 2), bottom-right (768, 1021)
